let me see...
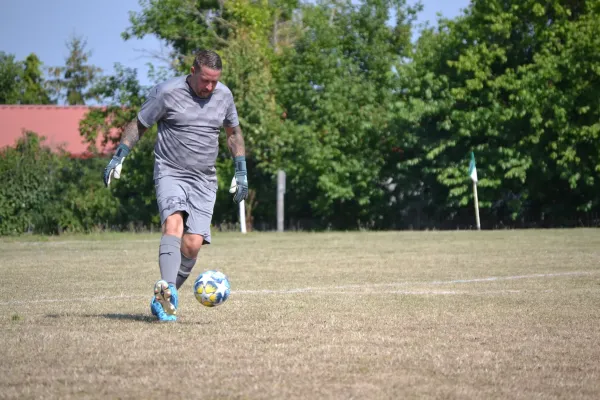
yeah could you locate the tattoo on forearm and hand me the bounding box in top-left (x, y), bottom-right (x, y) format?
top-left (121, 119), bottom-right (147, 149)
top-left (227, 125), bottom-right (246, 157)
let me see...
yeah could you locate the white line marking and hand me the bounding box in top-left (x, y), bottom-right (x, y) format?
top-left (233, 271), bottom-right (595, 294)
top-left (428, 272), bottom-right (589, 285)
top-left (0, 271), bottom-right (595, 305)
top-left (320, 289), bottom-right (523, 295)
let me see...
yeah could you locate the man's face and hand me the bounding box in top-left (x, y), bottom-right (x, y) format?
top-left (189, 65), bottom-right (221, 98)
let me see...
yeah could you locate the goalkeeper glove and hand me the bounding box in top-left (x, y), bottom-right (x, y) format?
top-left (103, 144), bottom-right (130, 187)
top-left (229, 156), bottom-right (249, 204)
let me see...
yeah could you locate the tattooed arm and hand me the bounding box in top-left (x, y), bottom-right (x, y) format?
top-left (225, 125), bottom-right (246, 157)
top-left (102, 118), bottom-right (148, 187)
top-left (225, 125), bottom-right (248, 203)
top-left (104, 80), bottom-right (164, 187)
top-left (120, 118), bottom-right (148, 149)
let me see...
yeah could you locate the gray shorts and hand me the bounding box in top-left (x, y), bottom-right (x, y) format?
top-left (155, 175), bottom-right (217, 244)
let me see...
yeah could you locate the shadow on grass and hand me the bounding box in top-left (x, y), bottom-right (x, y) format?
top-left (46, 313), bottom-right (155, 323)
top-left (46, 313), bottom-right (210, 325)
top-left (98, 313), bottom-right (157, 323)
top-left (96, 314), bottom-right (211, 325)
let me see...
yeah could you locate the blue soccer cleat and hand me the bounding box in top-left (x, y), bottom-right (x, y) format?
top-left (150, 297), bottom-right (176, 322)
top-left (150, 280), bottom-right (178, 322)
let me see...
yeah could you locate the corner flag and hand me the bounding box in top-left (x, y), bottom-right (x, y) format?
top-left (469, 152), bottom-right (478, 183)
top-left (468, 151), bottom-right (481, 230)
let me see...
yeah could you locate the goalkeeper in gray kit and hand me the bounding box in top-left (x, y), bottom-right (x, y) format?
top-left (103, 50), bottom-right (248, 322)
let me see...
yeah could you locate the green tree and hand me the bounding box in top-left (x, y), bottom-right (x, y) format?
top-left (391, 0), bottom-right (600, 227)
top-left (121, 0), bottom-right (425, 230)
top-left (0, 132), bottom-right (62, 234)
top-left (213, 0), bottom-right (302, 229)
top-left (123, 0), bottom-right (229, 69)
top-left (0, 52), bottom-right (23, 104)
top-left (0, 132), bottom-right (122, 235)
top-left (274, 0), bottom-right (419, 228)
top-left (51, 156), bottom-right (123, 233)
top-left (0, 52), bottom-right (53, 105)
top-left (50, 35), bottom-right (102, 105)
top-left (21, 53), bottom-right (53, 104)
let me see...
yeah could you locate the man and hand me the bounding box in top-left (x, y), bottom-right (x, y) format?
top-left (102, 50), bottom-right (248, 322)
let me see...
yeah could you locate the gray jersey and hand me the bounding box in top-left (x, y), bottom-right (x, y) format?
top-left (138, 75), bottom-right (239, 182)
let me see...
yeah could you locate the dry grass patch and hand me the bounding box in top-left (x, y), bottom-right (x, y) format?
top-left (1, 229), bottom-right (599, 399)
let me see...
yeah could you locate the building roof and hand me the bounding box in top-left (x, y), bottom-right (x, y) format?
top-left (0, 105), bottom-right (113, 156)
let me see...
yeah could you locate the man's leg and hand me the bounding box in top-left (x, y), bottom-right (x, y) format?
top-left (160, 212), bottom-right (184, 286)
top-left (151, 212), bottom-right (185, 319)
top-left (176, 233), bottom-right (204, 289)
top-left (179, 178), bottom-right (216, 290)
top-left (152, 175), bottom-right (189, 322)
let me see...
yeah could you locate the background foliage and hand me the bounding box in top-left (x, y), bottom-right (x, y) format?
top-left (2, 0), bottom-right (600, 234)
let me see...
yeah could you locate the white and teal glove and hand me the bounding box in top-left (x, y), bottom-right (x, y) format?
top-left (103, 144), bottom-right (130, 187)
top-left (229, 156), bottom-right (249, 204)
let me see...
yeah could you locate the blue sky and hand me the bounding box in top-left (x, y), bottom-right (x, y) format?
top-left (1, 0), bottom-right (470, 88)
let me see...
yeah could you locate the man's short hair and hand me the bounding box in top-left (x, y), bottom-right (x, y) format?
top-left (193, 50), bottom-right (222, 71)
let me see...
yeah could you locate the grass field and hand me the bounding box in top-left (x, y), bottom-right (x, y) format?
top-left (1, 229), bottom-right (599, 399)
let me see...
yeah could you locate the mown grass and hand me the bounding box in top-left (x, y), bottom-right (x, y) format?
top-left (1, 229), bottom-right (599, 399)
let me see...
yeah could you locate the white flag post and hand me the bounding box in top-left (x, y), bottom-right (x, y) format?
top-left (277, 170), bottom-right (286, 232)
top-left (239, 200), bottom-right (246, 234)
top-left (230, 176), bottom-right (247, 234)
top-left (469, 152), bottom-right (481, 230)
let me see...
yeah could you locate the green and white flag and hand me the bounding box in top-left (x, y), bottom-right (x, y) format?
top-left (468, 152), bottom-right (478, 183)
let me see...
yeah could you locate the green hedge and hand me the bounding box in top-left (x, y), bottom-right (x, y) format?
top-left (0, 132), bottom-right (120, 235)
top-left (0, 131), bottom-right (246, 235)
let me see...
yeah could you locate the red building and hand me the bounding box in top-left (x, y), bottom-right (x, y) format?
top-left (0, 105), bottom-right (112, 157)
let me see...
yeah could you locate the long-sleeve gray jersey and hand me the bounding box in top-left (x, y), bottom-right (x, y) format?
top-left (138, 75), bottom-right (239, 183)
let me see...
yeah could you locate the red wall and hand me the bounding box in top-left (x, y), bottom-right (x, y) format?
top-left (0, 105), bottom-right (110, 156)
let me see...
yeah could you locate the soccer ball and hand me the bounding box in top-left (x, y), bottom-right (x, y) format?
top-left (193, 270), bottom-right (231, 307)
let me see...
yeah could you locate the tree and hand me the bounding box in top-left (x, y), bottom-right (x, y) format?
top-left (0, 52), bottom-right (54, 105)
top-left (0, 52), bottom-right (23, 104)
top-left (391, 0), bottom-right (600, 227)
top-left (21, 54), bottom-right (53, 104)
top-left (0, 131), bottom-right (122, 235)
top-left (123, 0), bottom-right (229, 70)
top-left (274, 0), bottom-right (419, 228)
top-left (50, 35), bottom-right (102, 105)
top-left (121, 0), bottom-right (426, 230)
top-left (0, 132), bottom-right (63, 234)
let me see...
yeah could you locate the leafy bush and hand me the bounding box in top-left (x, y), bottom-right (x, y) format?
top-left (0, 132), bottom-right (121, 235)
top-left (0, 132), bottom-right (62, 234)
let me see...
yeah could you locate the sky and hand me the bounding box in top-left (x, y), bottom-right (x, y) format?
top-left (1, 0), bottom-right (471, 88)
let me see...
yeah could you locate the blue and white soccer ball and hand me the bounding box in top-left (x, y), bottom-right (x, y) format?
top-left (193, 270), bottom-right (231, 307)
